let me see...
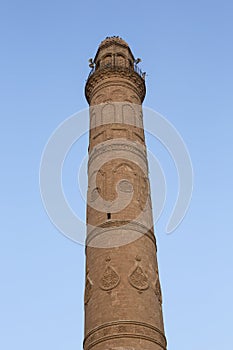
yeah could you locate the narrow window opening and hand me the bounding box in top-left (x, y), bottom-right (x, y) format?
top-left (107, 213), bottom-right (111, 220)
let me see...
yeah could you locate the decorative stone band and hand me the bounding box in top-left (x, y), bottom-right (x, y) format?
top-left (89, 102), bottom-right (143, 129)
top-left (86, 220), bottom-right (156, 249)
top-left (83, 320), bottom-right (167, 350)
top-left (88, 140), bottom-right (148, 174)
top-left (85, 66), bottom-right (146, 104)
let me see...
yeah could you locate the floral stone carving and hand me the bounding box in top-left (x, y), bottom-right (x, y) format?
top-left (99, 264), bottom-right (120, 291)
top-left (128, 265), bottom-right (149, 291)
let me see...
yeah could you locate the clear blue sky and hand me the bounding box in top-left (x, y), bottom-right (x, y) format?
top-left (1, 0), bottom-right (233, 349)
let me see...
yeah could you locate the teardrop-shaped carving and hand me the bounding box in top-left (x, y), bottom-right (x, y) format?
top-left (128, 266), bottom-right (149, 291)
top-left (99, 266), bottom-right (120, 291)
top-left (155, 278), bottom-right (162, 304)
top-left (84, 275), bottom-right (93, 305)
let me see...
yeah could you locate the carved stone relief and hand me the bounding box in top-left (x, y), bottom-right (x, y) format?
top-left (128, 256), bottom-right (149, 292)
top-left (84, 271), bottom-right (93, 305)
top-left (154, 278), bottom-right (162, 304)
top-left (99, 257), bottom-right (120, 291)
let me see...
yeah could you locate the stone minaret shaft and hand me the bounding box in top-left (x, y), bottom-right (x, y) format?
top-left (84, 37), bottom-right (167, 350)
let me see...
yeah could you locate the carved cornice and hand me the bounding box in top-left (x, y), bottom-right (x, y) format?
top-left (84, 320), bottom-right (167, 350)
top-left (85, 67), bottom-right (146, 104)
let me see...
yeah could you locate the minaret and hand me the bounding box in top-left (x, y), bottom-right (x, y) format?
top-left (84, 37), bottom-right (167, 350)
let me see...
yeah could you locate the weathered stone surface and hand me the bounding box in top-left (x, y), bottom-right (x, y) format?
top-left (84, 37), bottom-right (167, 350)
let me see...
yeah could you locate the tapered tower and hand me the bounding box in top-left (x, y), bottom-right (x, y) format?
top-left (84, 37), bottom-right (167, 350)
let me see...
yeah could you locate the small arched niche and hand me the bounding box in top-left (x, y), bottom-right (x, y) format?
top-left (116, 54), bottom-right (126, 67)
top-left (101, 103), bottom-right (115, 124)
top-left (102, 54), bottom-right (112, 67)
top-left (122, 104), bottom-right (136, 126)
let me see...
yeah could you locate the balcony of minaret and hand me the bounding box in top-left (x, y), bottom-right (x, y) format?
top-left (85, 37), bottom-right (146, 105)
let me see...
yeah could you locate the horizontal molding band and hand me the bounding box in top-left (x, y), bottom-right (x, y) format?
top-left (86, 220), bottom-right (156, 248)
top-left (88, 141), bottom-right (148, 171)
top-left (84, 320), bottom-right (166, 350)
top-left (85, 333), bottom-right (166, 350)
